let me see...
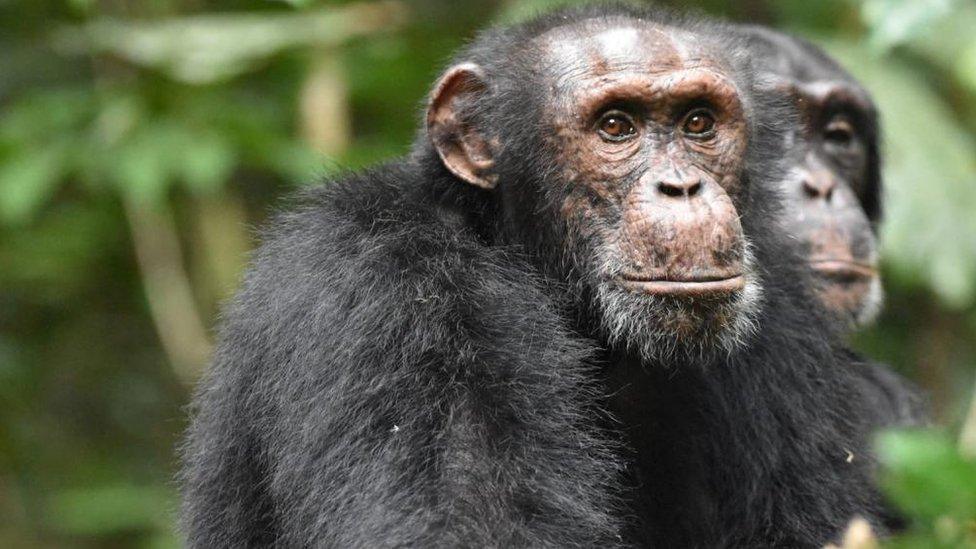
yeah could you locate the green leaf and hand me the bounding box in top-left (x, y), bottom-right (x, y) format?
top-left (0, 144), bottom-right (67, 225)
top-left (109, 124), bottom-right (180, 205)
top-left (177, 130), bottom-right (236, 195)
top-left (861, 0), bottom-right (956, 53)
top-left (875, 2), bottom-right (976, 98)
top-left (958, 40), bottom-right (976, 93)
top-left (877, 430), bottom-right (976, 521)
top-left (0, 89), bottom-right (94, 145)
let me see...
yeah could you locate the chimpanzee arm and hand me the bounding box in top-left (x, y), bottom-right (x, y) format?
top-left (179, 332), bottom-right (279, 547)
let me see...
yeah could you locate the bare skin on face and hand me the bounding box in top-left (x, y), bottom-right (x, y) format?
top-left (545, 24), bottom-right (750, 298)
top-left (427, 21), bottom-right (763, 357)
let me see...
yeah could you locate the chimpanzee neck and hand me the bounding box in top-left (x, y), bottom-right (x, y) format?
top-left (602, 349), bottom-right (731, 547)
top-left (600, 321), bottom-right (882, 548)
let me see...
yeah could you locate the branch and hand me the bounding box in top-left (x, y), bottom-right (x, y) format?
top-left (959, 378), bottom-right (976, 458)
top-left (52, 0), bottom-right (408, 84)
top-left (123, 195), bottom-right (211, 384)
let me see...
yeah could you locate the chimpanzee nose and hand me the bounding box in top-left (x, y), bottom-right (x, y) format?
top-left (657, 178), bottom-right (702, 198)
top-left (802, 172), bottom-right (837, 202)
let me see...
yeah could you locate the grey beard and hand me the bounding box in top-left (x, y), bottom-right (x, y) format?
top-left (588, 242), bottom-right (764, 364)
top-left (854, 275), bottom-right (884, 327)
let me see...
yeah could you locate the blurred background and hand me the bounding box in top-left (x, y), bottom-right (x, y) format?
top-left (0, 0), bottom-right (974, 547)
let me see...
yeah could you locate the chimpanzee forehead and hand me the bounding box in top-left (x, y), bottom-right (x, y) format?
top-left (537, 21), bottom-right (715, 84)
top-left (772, 78), bottom-right (874, 126)
top-left (796, 81), bottom-right (874, 112)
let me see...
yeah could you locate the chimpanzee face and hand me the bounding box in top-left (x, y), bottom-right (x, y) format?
top-left (536, 24), bottom-right (763, 360)
top-left (427, 21), bottom-right (765, 361)
top-left (779, 81), bottom-right (881, 326)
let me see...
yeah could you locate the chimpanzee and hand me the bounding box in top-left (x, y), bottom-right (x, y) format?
top-left (180, 5), bottom-right (895, 548)
top-left (740, 26), bottom-right (883, 326)
top-left (738, 26), bottom-right (928, 429)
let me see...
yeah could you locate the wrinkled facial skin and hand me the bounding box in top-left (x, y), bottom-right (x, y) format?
top-left (780, 82), bottom-right (881, 325)
top-left (540, 25), bottom-right (763, 360)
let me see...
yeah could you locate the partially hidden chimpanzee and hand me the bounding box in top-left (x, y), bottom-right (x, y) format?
top-left (738, 26), bottom-right (928, 429)
top-left (741, 26), bottom-right (882, 325)
top-left (180, 6), bottom-right (898, 548)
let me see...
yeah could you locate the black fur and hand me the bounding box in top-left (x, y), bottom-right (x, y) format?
top-left (852, 355), bottom-right (930, 429)
top-left (180, 5), bottom-right (899, 547)
top-left (179, 162), bottom-right (625, 546)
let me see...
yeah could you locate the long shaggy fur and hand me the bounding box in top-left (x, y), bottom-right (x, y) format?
top-left (179, 160), bottom-right (627, 547)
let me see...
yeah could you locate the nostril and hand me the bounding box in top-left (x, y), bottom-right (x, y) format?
top-left (802, 180), bottom-right (820, 199)
top-left (657, 181), bottom-right (685, 198)
top-left (802, 176), bottom-right (837, 201)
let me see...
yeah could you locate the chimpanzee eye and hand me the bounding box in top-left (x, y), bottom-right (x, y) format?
top-left (681, 108), bottom-right (716, 137)
top-left (823, 117), bottom-right (855, 147)
top-left (597, 111), bottom-right (637, 142)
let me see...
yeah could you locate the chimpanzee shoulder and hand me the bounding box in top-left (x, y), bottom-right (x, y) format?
top-left (180, 158), bottom-right (625, 548)
top-left (845, 352), bottom-right (931, 428)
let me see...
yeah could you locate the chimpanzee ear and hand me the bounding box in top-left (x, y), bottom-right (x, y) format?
top-left (426, 64), bottom-right (497, 189)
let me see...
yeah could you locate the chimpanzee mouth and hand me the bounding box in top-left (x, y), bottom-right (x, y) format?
top-left (617, 274), bottom-right (745, 296)
top-left (809, 260), bottom-right (876, 282)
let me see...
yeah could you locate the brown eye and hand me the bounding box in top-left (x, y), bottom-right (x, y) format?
top-left (824, 118), bottom-right (855, 146)
top-left (597, 111), bottom-right (637, 141)
top-left (681, 109), bottom-right (716, 137)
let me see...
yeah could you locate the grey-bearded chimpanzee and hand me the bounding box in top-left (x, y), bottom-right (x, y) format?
top-left (180, 6), bottom-right (900, 548)
top-left (739, 26), bottom-right (928, 430)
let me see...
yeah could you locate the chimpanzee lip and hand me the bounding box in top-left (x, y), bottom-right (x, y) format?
top-left (808, 259), bottom-right (876, 280)
top-left (618, 273), bottom-right (745, 296)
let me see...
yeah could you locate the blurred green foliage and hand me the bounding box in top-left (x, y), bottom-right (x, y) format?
top-left (877, 430), bottom-right (976, 547)
top-left (0, 0), bottom-right (974, 547)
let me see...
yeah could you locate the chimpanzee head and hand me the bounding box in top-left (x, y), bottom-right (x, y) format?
top-left (741, 26), bottom-right (883, 327)
top-left (424, 7), bottom-right (793, 361)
